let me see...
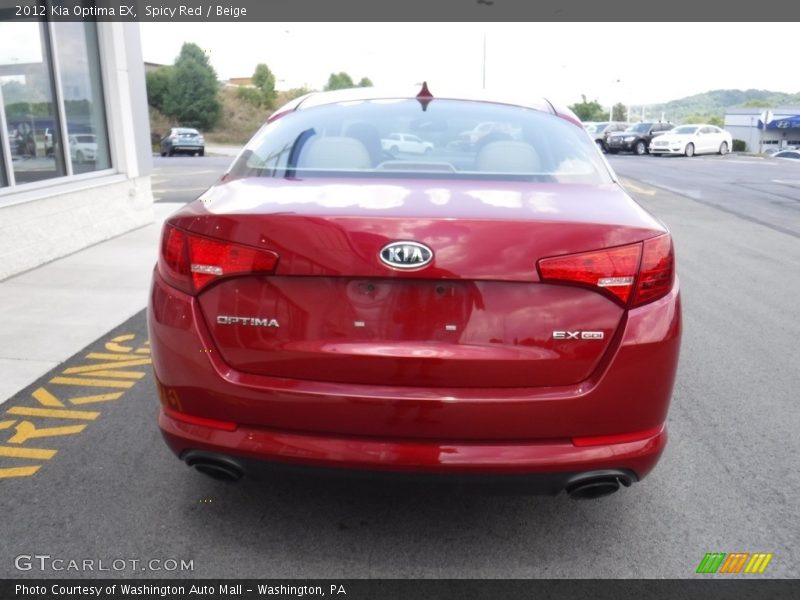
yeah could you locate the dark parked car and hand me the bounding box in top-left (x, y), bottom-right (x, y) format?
top-left (160, 128), bottom-right (205, 157)
top-left (606, 122), bottom-right (673, 155)
top-left (148, 86), bottom-right (681, 498)
top-left (584, 121), bottom-right (628, 153)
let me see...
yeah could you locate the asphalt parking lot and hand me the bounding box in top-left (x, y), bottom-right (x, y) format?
top-left (1, 153), bottom-right (798, 579)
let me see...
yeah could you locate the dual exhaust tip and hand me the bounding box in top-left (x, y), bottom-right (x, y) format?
top-left (184, 452), bottom-right (243, 482)
top-left (565, 470), bottom-right (634, 500)
top-left (183, 450), bottom-right (635, 498)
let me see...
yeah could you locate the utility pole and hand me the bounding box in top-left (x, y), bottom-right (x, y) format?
top-left (482, 32), bottom-right (486, 89)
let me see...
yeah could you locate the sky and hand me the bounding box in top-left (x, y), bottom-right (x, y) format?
top-left (139, 22), bottom-right (796, 108)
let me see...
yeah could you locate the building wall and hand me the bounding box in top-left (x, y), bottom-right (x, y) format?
top-left (0, 22), bottom-right (153, 281)
top-left (725, 107), bottom-right (800, 152)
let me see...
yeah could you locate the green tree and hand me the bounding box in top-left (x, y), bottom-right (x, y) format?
top-left (357, 77), bottom-right (373, 88)
top-left (162, 43), bottom-right (221, 131)
top-left (569, 94), bottom-right (606, 122)
top-left (252, 63), bottom-right (278, 109)
top-left (612, 102), bottom-right (626, 122)
top-left (324, 72), bottom-right (355, 91)
top-left (741, 100), bottom-right (772, 108)
top-left (145, 67), bottom-right (173, 112)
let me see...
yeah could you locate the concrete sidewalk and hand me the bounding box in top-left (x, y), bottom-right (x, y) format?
top-left (0, 202), bottom-right (184, 404)
top-left (205, 143), bottom-right (243, 157)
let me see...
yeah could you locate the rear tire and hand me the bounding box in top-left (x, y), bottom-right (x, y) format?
top-left (634, 140), bottom-right (647, 155)
top-left (685, 143), bottom-right (695, 157)
top-left (718, 142), bottom-right (728, 155)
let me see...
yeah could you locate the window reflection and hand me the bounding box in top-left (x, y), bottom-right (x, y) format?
top-left (0, 22), bottom-right (65, 184)
top-left (54, 22), bottom-right (111, 173)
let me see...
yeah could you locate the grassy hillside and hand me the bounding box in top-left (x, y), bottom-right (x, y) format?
top-left (149, 87), bottom-right (800, 143)
top-left (648, 89), bottom-right (800, 123)
top-left (148, 87), bottom-right (313, 147)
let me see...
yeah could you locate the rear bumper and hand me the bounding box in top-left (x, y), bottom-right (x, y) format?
top-left (160, 407), bottom-right (665, 482)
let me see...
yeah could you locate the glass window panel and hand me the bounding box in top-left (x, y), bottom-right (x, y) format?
top-left (54, 22), bottom-right (111, 174)
top-left (0, 22), bottom-right (66, 184)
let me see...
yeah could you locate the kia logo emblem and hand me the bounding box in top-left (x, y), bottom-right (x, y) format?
top-left (379, 241), bottom-right (433, 270)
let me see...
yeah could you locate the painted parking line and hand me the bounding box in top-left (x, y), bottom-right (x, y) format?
top-left (619, 178), bottom-right (657, 196)
top-left (0, 333), bottom-right (150, 480)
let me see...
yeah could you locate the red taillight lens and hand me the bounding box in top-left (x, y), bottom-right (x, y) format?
top-left (537, 243), bottom-right (642, 304)
top-left (537, 233), bottom-right (674, 308)
top-left (159, 225), bottom-right (190, 290)
top-left (157, 223), bottom-right (279, 294)
top-left (632, 234), bottom-right (674, 306)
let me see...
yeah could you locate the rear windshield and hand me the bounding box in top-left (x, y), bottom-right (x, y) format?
top-left (672, 126), bottom-right (698, 134)
top-left (228, 99), bottom-right (612, 184)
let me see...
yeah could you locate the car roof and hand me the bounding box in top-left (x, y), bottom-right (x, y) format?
top-left (283, 85), bottom-right (560, 117)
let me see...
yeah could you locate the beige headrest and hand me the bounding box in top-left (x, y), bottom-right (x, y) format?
top-left (298, 136), bottom-right (371, 170)
top-left (476, 141), bottom-right (541, 173)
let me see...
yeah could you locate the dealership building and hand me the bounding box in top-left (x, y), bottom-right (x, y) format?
top-left (724, 107), bottom-right (800, 153)
top-left (0, 19), bottom-right (153, 280)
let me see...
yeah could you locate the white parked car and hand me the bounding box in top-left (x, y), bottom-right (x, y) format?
top-left (68, 134), bottom-right (97, 163)
top-left (649, 124), bottom-right (733, 157)
top-left (765, 145), bottom-right (797, 156)
top-left (381, 133), bottom-right (433, 155)
top-left (773, 149), bottom-right (800, 161)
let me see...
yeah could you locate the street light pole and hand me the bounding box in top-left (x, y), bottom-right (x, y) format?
top-left (609, 79), bottom-right (620, 122)
top-left (482, 32), bottom-right (486, 89)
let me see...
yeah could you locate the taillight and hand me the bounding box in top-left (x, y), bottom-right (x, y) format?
top-left (537, 233), bottom-right (674, 308)
top-left (157, 223), bottom-right (279, 294)
top-left (632, 234), bottom-right (674, 306)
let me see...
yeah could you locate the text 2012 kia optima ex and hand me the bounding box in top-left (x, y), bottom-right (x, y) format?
top-left (147, 85), bottom-right (681, 499)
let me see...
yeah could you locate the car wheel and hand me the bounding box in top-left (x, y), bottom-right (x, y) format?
top-left (424, 147), bottom-right (432, 154)
top-left (75, 151), bottom-right (84, 164)
top-left (718, 142), bottom-right (729, 156)
top-left (390, 146), bottom-right (400, 155)
top-left (168, 148), bottom-right (175, 157)
top-left (634, 140), bottom-right (646, 155)
top-left (199, 149), bottom-right (205, 157)
top-left (160, 151), bottom-right (167, 157)
top-left (596, 140), bottom-right (607, 153)
top-left (685, 143), bottom-right (695, 158)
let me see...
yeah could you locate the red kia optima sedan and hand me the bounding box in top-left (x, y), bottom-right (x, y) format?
top-left (148, 85), bottom-right (681, 499)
